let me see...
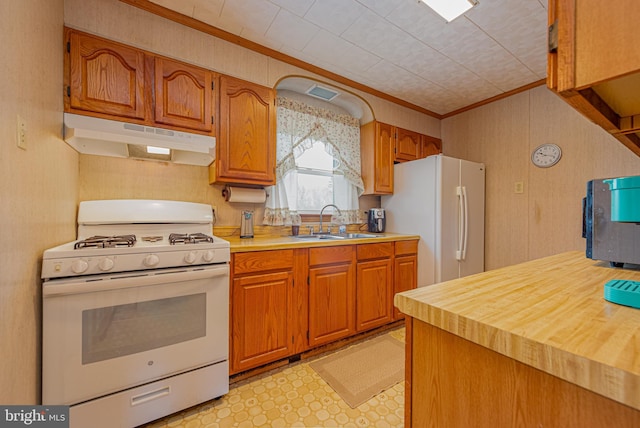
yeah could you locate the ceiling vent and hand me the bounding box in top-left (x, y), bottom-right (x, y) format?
top-left (305, 84), bottom-right (339, 101)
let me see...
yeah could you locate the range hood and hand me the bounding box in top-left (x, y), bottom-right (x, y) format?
top-left (63, 113), bottom-right (216, 166)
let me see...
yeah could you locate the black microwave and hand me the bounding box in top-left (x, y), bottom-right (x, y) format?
top-left (583, 179), bottom-right (640, 267)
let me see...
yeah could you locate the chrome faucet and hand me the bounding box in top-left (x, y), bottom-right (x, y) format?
top-left (319, 204), bottom-right (341, 234)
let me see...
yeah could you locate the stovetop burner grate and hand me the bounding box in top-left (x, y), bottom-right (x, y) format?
top-left (169, 233), bottom-right (214, 245)
top-left (74, 235), bottom-right (137, 249)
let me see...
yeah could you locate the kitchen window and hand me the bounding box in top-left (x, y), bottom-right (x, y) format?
top-left (264, 96), bottom-right (364, 225)
top-left (294, 140), bottom-right (337, 213)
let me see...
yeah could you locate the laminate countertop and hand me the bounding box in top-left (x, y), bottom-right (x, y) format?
top-left (223, 233), bottom-right (419, 253)
top-left (395, 251), bottom-right (640, 411)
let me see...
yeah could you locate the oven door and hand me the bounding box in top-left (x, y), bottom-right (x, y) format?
top-left (42, 264), bottom-right (229, 405)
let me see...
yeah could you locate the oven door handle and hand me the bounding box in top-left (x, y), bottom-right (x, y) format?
top-left (43, 265), bottom-right (229, 296)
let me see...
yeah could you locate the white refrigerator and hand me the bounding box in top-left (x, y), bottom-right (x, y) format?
top-left (381, 154), bottom-right (485, 287)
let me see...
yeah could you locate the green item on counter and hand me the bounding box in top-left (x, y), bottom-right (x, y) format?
top-left (603, 175), bottom-right (640, 222)
top-left (604, 279), bottom-right (640, 309)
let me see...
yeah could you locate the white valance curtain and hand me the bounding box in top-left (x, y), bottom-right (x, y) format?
top-left (263, 96), bottom-right (364, 226)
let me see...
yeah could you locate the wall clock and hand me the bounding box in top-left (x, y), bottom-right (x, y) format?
top-left (531, 143), bottom-right (562, 168)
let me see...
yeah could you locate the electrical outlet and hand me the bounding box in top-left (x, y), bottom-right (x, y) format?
top-left (514, 181), bottom-right (524, 194)
top-left (16, 115), bottom-right (26, 150)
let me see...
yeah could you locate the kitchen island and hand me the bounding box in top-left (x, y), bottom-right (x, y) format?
top-left (395, 251), bottom-right (640, 427)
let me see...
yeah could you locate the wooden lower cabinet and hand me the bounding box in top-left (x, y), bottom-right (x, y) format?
top-left (230, 241), bottom-right (418, 374)
top-left (308, 246), bottom-right (356, 347)
top-left (356, 243), bottom-right (393, 331)
top-left (231, 271), bottom-right (292, 373)
top-left (230, 250), bottom-right (295, 374)
top-left (393, 240), bottom-right (418, 321)
top-left (406, 319), bottom-right (640, 428)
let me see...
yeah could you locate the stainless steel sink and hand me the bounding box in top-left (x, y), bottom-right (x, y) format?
top-left (293, 234), bottom-right (345, 240)
top-left (341, 233), bottom-right (380, 239)
top-left (293, 233), bottom-right (381, 240)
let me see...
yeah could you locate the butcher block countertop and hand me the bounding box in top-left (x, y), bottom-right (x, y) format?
top-left (395, 251), bottom-right (640, 411)
top-left (224, 232), bottom-right (419, 253)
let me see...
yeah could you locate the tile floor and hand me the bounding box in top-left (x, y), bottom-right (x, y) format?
top-left (143, 328), bottom-right (406, 428)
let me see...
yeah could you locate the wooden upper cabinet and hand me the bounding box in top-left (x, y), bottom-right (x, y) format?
top-left (421, 134), bottom-right (442, 158)
top-left (154, 57), bottom-right (215, 133)
top-left (360, 121), bottom-right (394, 195)
top-left (213, 75), bottom-right (276, 186)
top-left (67, 30), bottom-right (148, 120)
top-left (66, 28), bottom-right (217, 137)
top-left (361, 120), bottom-right (443, 194)
top-left (552, 0), bottom-right (640, 91)
top-left (395, 127), bottom-right (421, 162)
top-left (548, 0), bottom-right (640, 155)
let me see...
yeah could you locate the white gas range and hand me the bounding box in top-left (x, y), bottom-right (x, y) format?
top-left (41, 199), bottom-right (230, 428)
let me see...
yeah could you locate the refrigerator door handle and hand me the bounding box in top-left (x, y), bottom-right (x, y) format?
top-left (456, 186), bottom-right (465, 261)
top-left (456, 186), bottom-right (469, 261)
top-left (461, 186), bottom-right (469, 260)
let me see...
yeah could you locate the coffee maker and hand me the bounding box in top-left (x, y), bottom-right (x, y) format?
top-left (367, 208), bottom-right (386, 233)
top-left (583, 178), bottom-right (640, 266)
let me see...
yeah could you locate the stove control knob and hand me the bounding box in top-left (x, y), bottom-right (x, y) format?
top-left (184, 251), bottom-right (197, 264)
top-left (98, 257), bottom-right (115, 271)
top-left (71, 259), bottom-right (89, 274)
top-left (143, 254), bottom-right (160, 267)
top-left (203, 250), bottom-right (215, 262)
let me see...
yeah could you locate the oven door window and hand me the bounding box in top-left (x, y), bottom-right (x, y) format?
top-left (82, 293), bottom-right (206, 364)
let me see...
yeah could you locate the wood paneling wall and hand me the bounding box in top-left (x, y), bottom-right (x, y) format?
top-left (0, 0), bottom-right (76, 404)
top-left (443, 86), bottom-right (640, 271)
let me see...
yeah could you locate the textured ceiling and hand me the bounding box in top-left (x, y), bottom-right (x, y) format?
top-left (148, 0), bottom-right (549, 116)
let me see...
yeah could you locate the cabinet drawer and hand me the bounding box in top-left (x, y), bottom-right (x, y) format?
top-left (395, 240), bottom-right (418, 256)
top-left (357, 242), bottom-right (393, 260)
top-left (233, 250), bottom-right (294, 275)
top-left (309, 246), bottom-right (354, 266)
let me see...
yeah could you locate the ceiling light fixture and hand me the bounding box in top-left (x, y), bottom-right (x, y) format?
top-left (419, 0), bottom-right (478, 22)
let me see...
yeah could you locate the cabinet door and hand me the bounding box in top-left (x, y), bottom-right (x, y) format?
top-left (395, 128), bottom-right (421, 162)
top-left (551, 0), bottom-right (640, 91)
top-left (216, 76), bottom-right (276, 185)
top-left (421, 135), bottom-right (442, 158)
top-left (231, 271), bottom-right (292, 373)
top-left (154, 57), bottom-right (214, 133)
top-left (393, 254), bottom-right (417, 321)
top-left (361, 121), bottom-right (394, 195)
top-left (375, 123), bottom-right (394, 194)
top-left (373, 122), bottom-right (394, 193)
top-left (68, 31), bottom-right (147, 120)
top-left (356, 258), bottom-right (393, 331)
top-left (308, 263), bottom-right (355, 347)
